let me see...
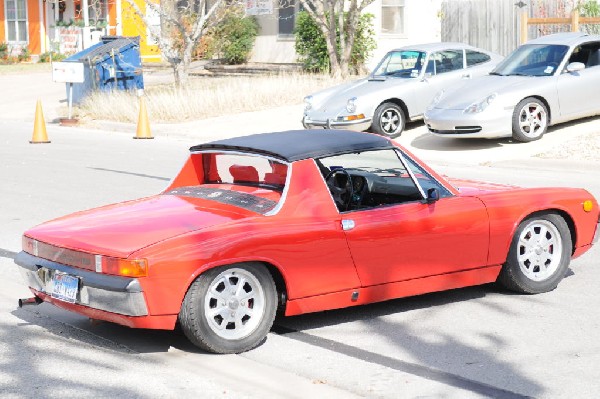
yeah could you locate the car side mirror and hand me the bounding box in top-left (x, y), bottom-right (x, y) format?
top-left (567, 62), bottom-right (585, 73)
top-left (426, 187), bottom-right (440, 203)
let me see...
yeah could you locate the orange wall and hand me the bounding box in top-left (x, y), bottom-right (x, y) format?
top-left (0, 0), bottom-right (6, 43)
top-left (27, 0), bottom-right (41, 54)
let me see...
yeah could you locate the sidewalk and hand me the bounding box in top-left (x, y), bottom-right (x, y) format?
top-left (2, 68), bottom-right (599, 166)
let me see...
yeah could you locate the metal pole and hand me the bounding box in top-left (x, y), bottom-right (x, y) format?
top-left (68, 82), bottom-right (73, 119)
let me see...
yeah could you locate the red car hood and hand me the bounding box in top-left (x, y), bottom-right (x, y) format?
top-left (447, 177), bottom-right (517, 195)
top-left (25, 194), bottom-right (254, 258)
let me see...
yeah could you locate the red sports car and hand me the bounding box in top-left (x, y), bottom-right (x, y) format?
top-left (15, 130), bottom-right (599, 354)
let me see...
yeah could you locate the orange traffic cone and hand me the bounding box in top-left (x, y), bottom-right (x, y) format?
top-left (30, 100), bottom-right (50, 144)
top-left (134, 96), bottom-right (153, 139)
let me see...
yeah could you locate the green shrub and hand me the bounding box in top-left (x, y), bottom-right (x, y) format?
top-left (18, 46), bottom-right (30, 62)
top-left (0, 42), bottom-right (8, 60)
top-left (209, 8), bottom-right (259, 65)
top-left (39, 51), bottom-right (67, 63)
top-left (294, 11), bottom-right (376, 74)
top-left (580, 0), bottom-right (600, 34)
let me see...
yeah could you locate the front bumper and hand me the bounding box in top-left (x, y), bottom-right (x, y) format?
top-left (15, 251), bottom-right (148, 317)
top-left (424, 107), bottom-right (513, 139)
top-left (302, 115), bottom-right (372, 132)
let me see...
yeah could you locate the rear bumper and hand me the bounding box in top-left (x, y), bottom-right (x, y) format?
top-left (15, 251), bottom-right (148, 317)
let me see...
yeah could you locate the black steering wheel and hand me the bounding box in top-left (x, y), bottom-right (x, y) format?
top-left (325, 168), bottom-right (354, 211)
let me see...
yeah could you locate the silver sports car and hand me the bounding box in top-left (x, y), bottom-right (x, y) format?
top-left (302, 43), bottom-right (502, 138)
top-left (424, 32), bottom-right (600, 142)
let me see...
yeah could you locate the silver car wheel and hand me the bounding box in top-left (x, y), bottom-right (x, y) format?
top-left (518, 102), bottom-right (547, 139)
top-left (380, 108), bottom-right (401, 134)
top-left (204, 267), bottom-right (266, 340)
top-left (516, 219), bottom-right (563, 282)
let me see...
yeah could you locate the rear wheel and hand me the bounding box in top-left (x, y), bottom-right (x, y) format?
top-left (372, 102), bottom-right (405, 138)
top-left (512, 97), bottom-right (548, 142)
top-left (497, 213), bottom-right (571, 294)
top-left (179, 263), bottom-right (277, 354)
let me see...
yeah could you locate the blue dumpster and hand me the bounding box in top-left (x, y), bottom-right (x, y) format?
top-left (63, 36), bottom-right (144, 104)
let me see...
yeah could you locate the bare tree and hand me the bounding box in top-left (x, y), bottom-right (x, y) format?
top-left (297, 0), bottom-right (375, 78)
top-left (123, 0), bottom-right (230, 86)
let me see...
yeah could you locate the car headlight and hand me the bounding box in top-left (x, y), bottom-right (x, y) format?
top-left (464, 93), bottom-right (497, 114)
top-left (428, 90), bottom-right (445, 110)
top-left (346, 97), bottom-right (357, 113)
top-left (304, 95), bottom-right (313, 112)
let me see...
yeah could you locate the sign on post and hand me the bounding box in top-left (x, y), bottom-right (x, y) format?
top-left (246, 0), bottom-right (273, 16)
top-left (52, 62), bottom-right (85, 83)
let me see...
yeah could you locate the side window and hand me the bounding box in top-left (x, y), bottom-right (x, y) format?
top-left (318, 149), bottom-right (425, 212)
top-left (428, 50), bottom-right (464, 75)
top-left (400, 152), bottom-right (453, 198)
top-left (567, 43), bottom-right (600, 68)
top-left (466, 50), bottom-right (491, 67)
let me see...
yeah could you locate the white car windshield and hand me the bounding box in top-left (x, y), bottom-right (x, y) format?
top-left (372, 50), bottom-right (426, 78)
top-left (491, 44), bottom-right (569, 77)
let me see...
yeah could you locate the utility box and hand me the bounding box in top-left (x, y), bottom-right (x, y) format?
top-left (62, 36), bottom-right (145, 104)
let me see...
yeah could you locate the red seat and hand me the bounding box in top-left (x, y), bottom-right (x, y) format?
top-left (229, 165), bottom-right (259, 183)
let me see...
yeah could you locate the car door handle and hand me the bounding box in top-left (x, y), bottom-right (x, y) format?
top-left (462, 73), bottom-right (472, 79)
top-left (341, 220), bottom-right (355, 231)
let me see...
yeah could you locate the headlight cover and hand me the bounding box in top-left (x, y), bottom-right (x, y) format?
top-left (346, 97), bottom-right (357, 113)
top-left (304, 95), bottom-right (313, 112)
top-left (428, 90), bottom-right (445, 110)
top-left (464, 93), bottom-right (497, 114)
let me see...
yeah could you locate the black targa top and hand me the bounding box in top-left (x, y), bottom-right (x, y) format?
top-left (189, 130), bottom-right (395, 162)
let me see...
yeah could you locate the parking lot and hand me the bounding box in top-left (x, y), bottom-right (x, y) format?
top-left (1, 70), bottom-right (600, 398)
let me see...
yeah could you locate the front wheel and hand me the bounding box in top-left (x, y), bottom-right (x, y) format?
top-left (497, 213), bottom-right (571, 294)
top-left (371, 102), bottom-right (405, 138)
top-left (179, 263), bottom-right (277, 354)
top-left (512, 97), bottom-right (548, 142)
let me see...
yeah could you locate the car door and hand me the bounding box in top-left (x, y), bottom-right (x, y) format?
top-left (319, 149), bottom-right (490, 288)
top-left (556, 42), bottom-right (600, 118)
top-left (415, 49), bottom-right (470, 113)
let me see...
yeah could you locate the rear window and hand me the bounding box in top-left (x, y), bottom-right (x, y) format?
top-left (207, 153), bottom-right (288, 190)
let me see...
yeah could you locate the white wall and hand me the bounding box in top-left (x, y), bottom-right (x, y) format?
top-left (250, 0), bottom-right (443, 67)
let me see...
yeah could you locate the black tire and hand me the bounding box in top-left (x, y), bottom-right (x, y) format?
top-left (371, 102), bottom-right (405, 138)
top-left (179, 263), bottom-right (277, 354)
top-left (497, 213), bottom-right (571, 294)
top-left (511, 97), bottom-right (548, 142)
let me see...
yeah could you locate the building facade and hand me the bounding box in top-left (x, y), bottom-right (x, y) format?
top-left (1, 0), bottom-right (441, 66)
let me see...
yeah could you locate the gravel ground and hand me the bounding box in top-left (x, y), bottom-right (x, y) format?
top-left (536, 130), bottom-right (600, 162)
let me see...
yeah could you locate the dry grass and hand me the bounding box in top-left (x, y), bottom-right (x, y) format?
top-left (78, 73), bottom-right (349, 123)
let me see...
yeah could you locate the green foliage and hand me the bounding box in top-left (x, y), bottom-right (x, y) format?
top-left (39, 51), bottom-right (67, 63)
top-left (0, 42), bottom-right (8, 60)
top-left (294, 11), bottom-right (377, 74)
top-left (580, 0), bottom-right (600, 34)
top-left (209, 8), bottom-right (259, 65)
top-left (18, 46), bottom-right (30, 62)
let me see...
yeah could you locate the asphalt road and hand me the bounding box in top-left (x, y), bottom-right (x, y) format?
top-left (1, 116), bottom-right (599, 398)
top-left (2, 70), bottom-right (600, 398)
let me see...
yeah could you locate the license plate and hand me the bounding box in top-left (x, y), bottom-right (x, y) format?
top-left (51, 272), bottom-right (79, 303)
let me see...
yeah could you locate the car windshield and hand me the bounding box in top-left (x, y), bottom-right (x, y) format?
top-left (371, 50), bottom-right (426, 78)
top-left (491, 44), bottom-right (569, 77)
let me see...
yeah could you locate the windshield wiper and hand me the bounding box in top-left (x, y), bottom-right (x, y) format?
top-left (489, 71), bottom-right (504, 76)
top-left (506, 72), bottom-right (531, 76)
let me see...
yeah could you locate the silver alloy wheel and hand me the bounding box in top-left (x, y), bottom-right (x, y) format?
top-left (518, 102), bottom-right (547, 139)
top-left (517, 219), bottom-right (563, 282)
top-left (204, 267), bottom-right (266, 340)
top-left (379, 108), bottom-right (401, 135)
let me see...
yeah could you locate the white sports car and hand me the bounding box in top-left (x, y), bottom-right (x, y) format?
top-left (302, 42), bottom-right (502, 138)
top-left (424, 32), bottom-right (600, 142)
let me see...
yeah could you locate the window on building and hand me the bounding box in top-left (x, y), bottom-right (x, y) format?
top-left (278, 0), bottom-right (296, 36)
top-left (5, 0), bottom-right (28, 42)
top-left (382, 0), bottom-right (405, 35)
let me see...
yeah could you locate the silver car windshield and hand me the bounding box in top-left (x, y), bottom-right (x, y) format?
top-left (372, 50), bottom-right (426, 78)
top-left (491, 44), bottom-right (569, 77)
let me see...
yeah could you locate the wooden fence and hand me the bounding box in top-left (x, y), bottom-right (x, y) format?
top-left (520, 11), bottom-right (600, 43)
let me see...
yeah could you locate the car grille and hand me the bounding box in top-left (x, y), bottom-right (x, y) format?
top-left (427, 125), bottom-right (482, 134)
